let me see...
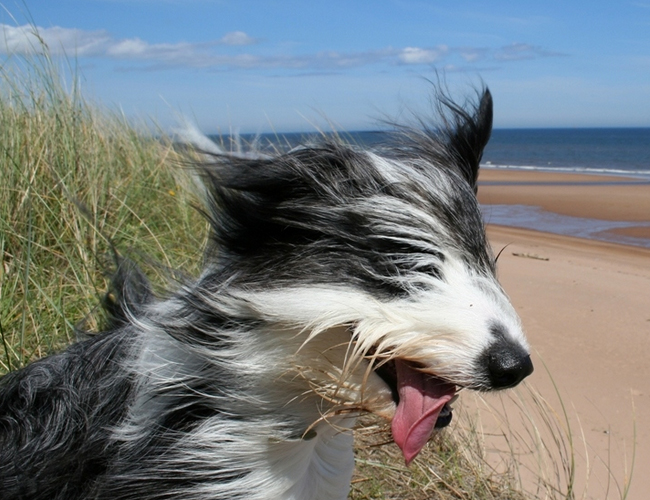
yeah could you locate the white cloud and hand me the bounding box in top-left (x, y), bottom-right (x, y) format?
top-left (494, 42), bottom-right (563, 61)
top-left (0, 24), bottom-right (111, 56)
top-left (0, 24), bottom-right (561, 72)
top-left (0, 24), bottom-right (257, 59)
top-left (459, 48), bottom-right (487, 63)
top-left (106, 38), bottom-right (150, 57)
top-left (398, 46), bottom-right (448, 64)
top-left (219, 31), bottom-right (257, 46)
top-left (106, 38), bottom-right (205, 67)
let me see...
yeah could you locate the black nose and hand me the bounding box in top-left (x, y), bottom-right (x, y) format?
top-left (481, 339), bottom-right (534, 389)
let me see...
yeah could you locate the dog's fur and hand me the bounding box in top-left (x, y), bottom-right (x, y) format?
top-left (0, 88), bottom-right (532, 500)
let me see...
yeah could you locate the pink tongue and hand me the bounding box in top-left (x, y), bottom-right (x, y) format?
top-left (391, 360), bottom-right (456, 465)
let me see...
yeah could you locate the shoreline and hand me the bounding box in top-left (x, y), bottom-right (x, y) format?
top-left (481, 165), bottom-right (650, 180)
top-left (474, 169), bottom-right (650, 500)
top-left (478, 168), bottom-right (650, 249)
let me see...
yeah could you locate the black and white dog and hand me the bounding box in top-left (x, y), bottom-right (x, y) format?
top-left (0, 88), bottom-right (532, 500)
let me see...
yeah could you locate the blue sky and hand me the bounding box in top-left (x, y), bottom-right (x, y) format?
top-left (1, 0), bottom-right (649, 132)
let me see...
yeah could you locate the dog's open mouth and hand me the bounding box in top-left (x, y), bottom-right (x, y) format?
top-left (373, 357), bottom-right (456, 465)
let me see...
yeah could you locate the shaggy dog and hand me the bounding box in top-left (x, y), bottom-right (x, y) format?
top-left (0, 88), bottom-right (532, 500)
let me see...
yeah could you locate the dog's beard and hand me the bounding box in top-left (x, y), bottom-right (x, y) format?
top-left (293, 328), bottom-right (460, 464)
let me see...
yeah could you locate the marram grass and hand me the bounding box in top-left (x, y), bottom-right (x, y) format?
top-left (0, 49), bottom-right (206, 372)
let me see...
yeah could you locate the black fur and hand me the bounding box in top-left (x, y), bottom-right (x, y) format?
top-left (0, 330), bottom-right (134, 498)
top-left (197, 90), bottom-right (494, 298)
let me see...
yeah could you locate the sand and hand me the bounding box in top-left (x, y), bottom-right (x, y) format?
top-left (467, 169), bottom-right (650, 499)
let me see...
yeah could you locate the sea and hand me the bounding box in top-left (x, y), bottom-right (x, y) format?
top-left (222, 128), bottom-right (650, 177)
top-left (215, 128), bottom-right (650, 248)
top-left (483, 128), bottom-right (650, 177)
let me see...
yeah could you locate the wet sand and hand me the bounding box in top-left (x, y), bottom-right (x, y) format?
top-left (469, 169), bottom-right (650, 499)
top-left (479, 169), bottom-right (650, 222)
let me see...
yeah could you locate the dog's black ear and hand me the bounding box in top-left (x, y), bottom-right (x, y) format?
top-left (443, 88), bottom-right (493, 193)
top-left (387, 87), bottom-right (492, 193)
top-left (103, 255), bottom-right (153, 330)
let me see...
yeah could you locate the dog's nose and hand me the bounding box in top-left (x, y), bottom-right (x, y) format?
top-left (482, 339), bottom-right (534, 389)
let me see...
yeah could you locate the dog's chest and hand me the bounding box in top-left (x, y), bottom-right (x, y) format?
top-left (262, 418), bottom-right (356, 500)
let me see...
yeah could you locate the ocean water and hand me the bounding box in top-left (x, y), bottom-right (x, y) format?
top-left (218, 128), bottom-right (650, 248)
top-left (229, 128), bottom-right (650, 177)
top-left (482, 128), bottom-right (650, 178)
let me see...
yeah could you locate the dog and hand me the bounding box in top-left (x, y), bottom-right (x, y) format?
top-left (0, 88), bottom-right (532, 500)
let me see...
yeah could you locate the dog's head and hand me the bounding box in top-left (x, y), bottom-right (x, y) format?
top-left (193, 88), bottom-right (532, 463)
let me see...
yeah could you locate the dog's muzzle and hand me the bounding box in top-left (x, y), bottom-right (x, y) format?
top-left (479, 337), bottom-right (534, 389)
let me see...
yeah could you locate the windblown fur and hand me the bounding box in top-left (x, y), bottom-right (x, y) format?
top-left (0, 88), bottom-right (532, 500)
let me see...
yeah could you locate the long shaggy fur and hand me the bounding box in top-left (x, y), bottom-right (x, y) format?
top-left (0, 88), bottom-right (532, 500)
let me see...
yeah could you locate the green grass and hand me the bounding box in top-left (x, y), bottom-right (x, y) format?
top-left (0, 35), bottom-right (632, 500)
top-left (0, 42), bottom-right (206, 372)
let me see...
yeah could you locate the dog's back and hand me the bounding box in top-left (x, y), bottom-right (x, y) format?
top-left (0, 260), bottom-right (150, 499)
top-left (0, 330), bottom-right (134, 498)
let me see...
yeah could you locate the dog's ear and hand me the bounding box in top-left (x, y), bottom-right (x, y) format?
top-left (387, 87), bottom-right (492, 193)
top-left (443, 88), bottom-right (493, 193)
top-left (102, 255), bottom-right (153, 330)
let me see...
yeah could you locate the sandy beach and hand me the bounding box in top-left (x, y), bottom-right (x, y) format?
top-left (470, 169), bottom-right (650, 499)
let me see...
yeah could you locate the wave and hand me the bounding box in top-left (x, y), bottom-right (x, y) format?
top-left (481, 162), bottom-right (650, 179)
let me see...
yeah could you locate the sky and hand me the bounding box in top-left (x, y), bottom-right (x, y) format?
top-left (1, 0), bottom-right (649, 133)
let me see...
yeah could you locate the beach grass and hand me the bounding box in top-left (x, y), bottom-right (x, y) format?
top-left (0, 38), bottom-right (628, 500)
top-left (350, 413), bottom-right (527, 500)
top-left (350, 379), bottom-right (634, 500)
top-left (0, 42), bottom-right (206, 372)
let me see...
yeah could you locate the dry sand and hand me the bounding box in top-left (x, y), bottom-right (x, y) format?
top-left (466, 169), bottom-right (650, 499)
